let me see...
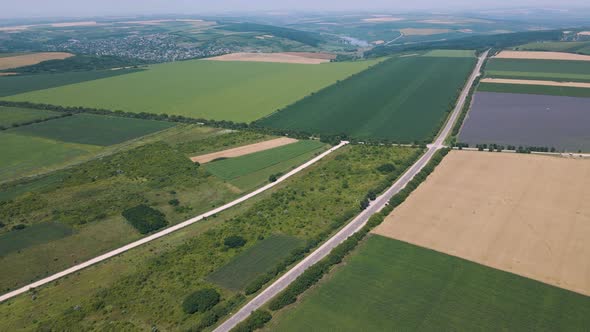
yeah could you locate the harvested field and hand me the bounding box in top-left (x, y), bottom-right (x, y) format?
top-left (0, 72), bottom-right (16, 76)
top-left (204, 140), bottom-right (325, 180)
top-left (50, 21), bottom-right (97, 27)
top-left (270, 235), bottom-right (590, 331)
top-left (495, 50), bottom-right (590, 61)
top-left (206, 52), bottom-right (332, 64)
top-left (374, 150), bottom-right (590, 295)
top-left (362, 17), bottom-right (404, 22)
top-left (460, 91), bottom-right (590, 151)
top-left (399, 28), bottom-right (451, 36)
top-left (282, 52), bottom-right (336, 60)
top-left (190, 137), bottom-right (297, 163)
top-left (480, 78), bottom-right (590, 88)
top-left (579, 31), bottom-right (590, 36)
top-left (0, 52), bottom-right (73, 70)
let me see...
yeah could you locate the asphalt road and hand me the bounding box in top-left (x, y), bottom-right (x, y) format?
top-left (214, 50), bottom-right (489, 332)
top-left (0, 141), bottom-right (349, 304)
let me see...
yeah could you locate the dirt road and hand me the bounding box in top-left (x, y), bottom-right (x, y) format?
top-left (0, 141), bottom-right (348, 304)
top-left (213, 50), bottom-right (489, 332)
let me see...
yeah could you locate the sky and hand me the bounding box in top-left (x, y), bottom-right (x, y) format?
top-left (2, 0), bottom-right (590, 19)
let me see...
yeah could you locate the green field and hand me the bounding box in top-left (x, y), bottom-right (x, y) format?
top-left (486, 58), bottom-right (590, 82)
top-left (0, 106), bottom-right (60, 128)
top-left (0, 132), bottom-right (99, 182)
top-left (0, 145), bottom-right (420, 331)
top-left (258, 55), bottom-right (476, 142)
top-left (0, 69), bottom-right (141, 97)
top-left (269, 235), bottom-right (590, 331)
top-left (516, 41), bottom-right (590, 54)
top-left (205, 140), bottom-right (326, 180)
top-left (3, 59), bottom-right (380, 122)
top-left (9, 113), bottom-right (175, 146)
top-left (207, 234), bottom-right (303, 290)
top-left (423, 49), bottom-right (475, 57)
top-left (0, 222), bottom-right (73, 256)
top-left (479, 82), bottom-right (590, 98)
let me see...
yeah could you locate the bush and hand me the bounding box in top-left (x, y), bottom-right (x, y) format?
top-left (121, 204), bottom-right (168, 234)
top-left (233, 310), bottom-right (272, 332)
top-left (168, 199), bottom-right (180, 206)
top-left (377, 163), bottom-right (396, 173)
top-left (224, 235), bottom-right (246, 248)
top-left (12, 224), bottom-right (26, 231)
top-left (182, 288), bottom-right (220, 314)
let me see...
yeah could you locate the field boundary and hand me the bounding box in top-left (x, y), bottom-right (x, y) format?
top-left (0, 141), bottom-right (348, 303)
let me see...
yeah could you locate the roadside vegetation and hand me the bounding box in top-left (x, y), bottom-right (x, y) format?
top-left (0, 145), bottom-right (421, 331)
top-left (0, 129), bottom-right (291, 293)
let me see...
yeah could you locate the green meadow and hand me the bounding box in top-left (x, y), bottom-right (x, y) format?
top-left (0, 106), bottom-right (60, 128)
top-left (9, 113), bottom-right (175, 146)
top-left (207, 234), bottom-right (303, 290)
top-left (3, 59), bottom-right (380, 122)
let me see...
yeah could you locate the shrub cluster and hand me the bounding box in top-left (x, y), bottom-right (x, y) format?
top-left (182, 288), bottom-right (220, 314)
top-left (186, 294), bottom-right (245, 332)
top-left (0, 113), bottom-right (72, 131)
top-left (267, 148), bottom-right (450, 313)
top-left (121, 204), bottom-right (167, 234)
top-left (232, 310), bottom-right (272, 332)
top-left (224, 235), bottom-right (247, 248)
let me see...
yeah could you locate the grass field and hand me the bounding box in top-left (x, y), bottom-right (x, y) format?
top-left (486, 58), bottom-right (590, 82)
top-left (516, 41), bottom-right (590, 54)
top-left (0, 106), bottom-right (60, 128)
top-left (0, 69), bottom-right (142, 97)
top-left (479, 82), bottom-right (590, 97)
top-left (0, 145), bottom-right (420, 331)
top-left (205, 140), bottom-right (326, 180)
top-left (0, 222), bottom-right (73, 256)
top-left (3, 59), bottom-right (380, 122)
top-left (268, 235), bottom-right (590, 331)
top-left (207, 234), bottom-right (303, 290)
top-left (258, 54), bottom-right (476, 142)
top-left (9, 113), bottom-right (175, 146)
top-left (0, 132), bottom-right (99, 182)
top-left (422, 49), bottom-right (475, 57)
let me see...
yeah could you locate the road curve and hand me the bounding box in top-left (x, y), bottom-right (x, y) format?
top-left (214, 50), bottom-right (489, 332)
top-left (0, 141), bottom-right (349, 304)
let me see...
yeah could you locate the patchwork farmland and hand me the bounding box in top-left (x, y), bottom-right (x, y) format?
top-left (0, 106), bottom-right (61, 128)
top-left (259, 52), bottom-right (476, 142)
top-left (0, 145), bottom-right (421, 331)
top-left (374, 151), bottom-right (590, 296)
top-left (2, 59), bottom-right (379, 122)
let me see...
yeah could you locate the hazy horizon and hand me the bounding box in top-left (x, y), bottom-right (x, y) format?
top-left (3, 0), bottom-right (590, 19)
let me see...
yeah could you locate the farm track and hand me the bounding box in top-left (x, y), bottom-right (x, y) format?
top-left (214, 50), bottom-right (489, 332)
top-left (0, 141), bottom-right (348, 303)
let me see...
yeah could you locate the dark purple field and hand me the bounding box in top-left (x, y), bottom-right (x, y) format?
top-left (459, 92), bottom-right (590, 151)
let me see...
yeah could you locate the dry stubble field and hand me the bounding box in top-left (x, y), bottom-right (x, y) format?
top-left (374, 150), bottom-right (590, 295)
top-left (0, 52), bottom-right (73, 70)
top-left (190, 137), bottom-right (297, 163)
